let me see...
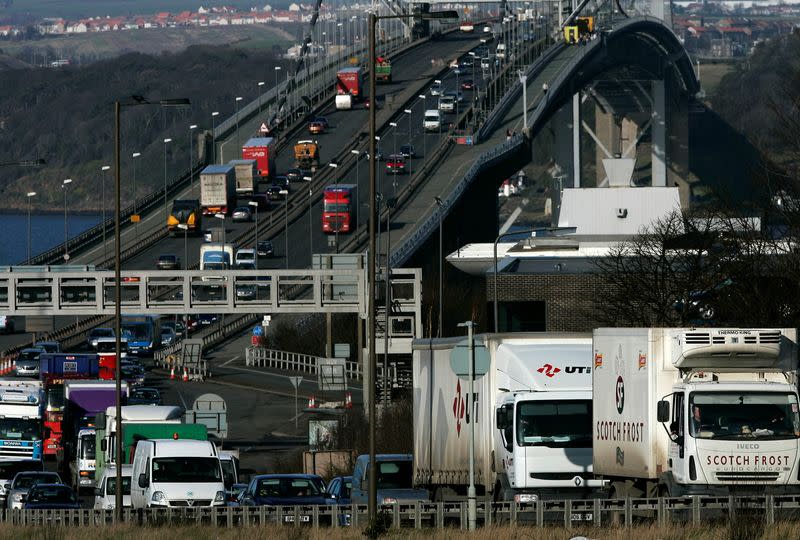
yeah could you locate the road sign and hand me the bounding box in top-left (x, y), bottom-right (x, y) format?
top-left (252, 325), bottom-right (264, 336)
top-left (317, 358), bottom-right (347, 391)
top-left (187, 393), bottom-right (228, 439)
top-left (289, 376), bottom-right (303, 429)
top-left (63, 253), bottom-right (70, 261)
top-left (130, 214), bottom-right (141, 223)
top-left (259, 122), bottom-right (270, 134)
top-left (449, 338), bottom-right (490, 380)
top-left (289, 376), bottom-right (303, 389)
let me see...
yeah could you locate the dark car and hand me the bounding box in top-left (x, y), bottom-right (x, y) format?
top-left (312, 116), bottom-right (329, 130)
top-left (128, 387), bottom-right (162, 406)
top-left (257, 240), bottom-right (274, 258)
top-left (266, 185), bottom-right (286, 200)
top-left (232, 206), bottom-right (253, 222)
top-left (461, 79), bottom-right (475, 91)
top-left (121, 363), bottom-right (145, 387)
top-left (386, 154), bottom-right (407, 175)
top-left (399, 144), bottom-right (416, 159)
top-left (227, 483), bottom-right (248, 506)
top-left (285, 169), bottom-right (304, 182)
top-left (240, 474), bottom-right (329, 520)
top-left (327, 475), bottom-right (353, 525)
top-left (23, 484), bottom-right (81, 510)
top-left (273, 175), bottom-right (290, 190)
top-left (156, 254), bottom-right (180, 270)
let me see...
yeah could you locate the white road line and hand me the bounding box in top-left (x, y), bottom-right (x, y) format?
top-left (176, 389), bottom-right (188, 410)
top-left (221, 355), bottom-right (240, 367)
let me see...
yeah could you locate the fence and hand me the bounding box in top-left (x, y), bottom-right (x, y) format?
top-left (245, 346), bottom-right (362, 380)
top-left (4, 495), bottom-right (800, 528)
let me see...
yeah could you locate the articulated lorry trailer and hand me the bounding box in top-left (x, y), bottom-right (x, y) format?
top-left (593, 327), bottom-right (800, 498)
top-left (413, 333), bottom-right (604, 503)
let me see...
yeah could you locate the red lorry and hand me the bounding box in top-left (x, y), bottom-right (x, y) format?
top-left (335, 67), bottom-right (364, 110)
top-left (242, 137), bottom-right (276, 179)
top-left (322, 185), bottom-right (357, 233)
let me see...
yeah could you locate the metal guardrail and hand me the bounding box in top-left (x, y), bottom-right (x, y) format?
top-left (245, 346), bottom-right (362, 380)
top-left (3, 495), bottom-right (800, 527)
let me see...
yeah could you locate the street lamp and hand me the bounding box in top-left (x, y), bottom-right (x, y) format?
top-left (234, 97), bottom-right (243, 151)
top-left (303, 176), bottom-right (313, 263)
top-left (131, 152), bottom-right (141, 242)
top-left (248, 200), bottom-right (259, 269)
top-left (189, 124), bottom-right (198, 194)
top-left (100, 165), bottom-right (111, 262)
top-left (328, 162), bottom-right (339, 253)
top-left (492, 226), bottom-right (576, 331)
top-left (211, 111), bottom-right (220, 164)
top-left (389, 122), bottom-right (398, 166)
top-left (62, 178), bottom-right (72, 261)
top-left (418, 94), bottom-right (427, 159)
top-left (518, 70), bottom-right (528, 129)
top-left (214, 212), bottom-right (227, 247)
top-left (403, 109), bottom-right (413, 178)
top-left (26, 191), bottom-right (36, 265)
top-left (114, 96), bottom-right (190, 517)
top-left (434, 196), bottom-right (444, 337)
top-left (273, 67), bottom-right (282, 116)
top-left (177, 223), bottom-right (189, 269)
top-left (163, 138), bottom-right (173, 222)
top-left (350, 149), bottom-right (361, 234)
top-left (366, 8), bottom-right (458, 521)
top-left (280, 190), bottom-right (290, 268)
top-left (257, 81), bottom-right (266, 114)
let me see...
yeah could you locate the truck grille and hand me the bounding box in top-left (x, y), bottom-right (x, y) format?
top-left (715, 471), bottom-right (780, 482)
top-left (169, 499), bottom-right (212, 507)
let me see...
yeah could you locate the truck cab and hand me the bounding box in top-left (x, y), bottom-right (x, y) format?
top-left (70, 427), bottom-right (96, 493)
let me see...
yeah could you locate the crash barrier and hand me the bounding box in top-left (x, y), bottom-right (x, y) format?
top-left (5, 495), bottom-right (800, 528)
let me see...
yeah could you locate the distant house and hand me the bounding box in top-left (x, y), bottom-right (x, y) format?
top-left (39, 18), bottom-right (66, 35)
top-left (66, 22), bottom-right (88, 34)
top-left (289, 3), bottom-right (301, 11)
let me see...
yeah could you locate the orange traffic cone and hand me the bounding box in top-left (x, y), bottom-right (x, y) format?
top-left (308, 395), bottom-right (317, 408)
top-left (182, 368), bottom-right (189, 382)
top-left (170, 366), bottom-right (175, 380)
top-left (345, 392), bottom-right (353, 409)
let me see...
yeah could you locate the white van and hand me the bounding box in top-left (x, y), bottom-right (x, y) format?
top-left (94, 464), bottom-right (132, 510)
top-left (130, 439), bottom-right (225, 508)
top-left (423, 110), bottom-right (442, 132)
top-left (437, 95), bottom-right (455, 113)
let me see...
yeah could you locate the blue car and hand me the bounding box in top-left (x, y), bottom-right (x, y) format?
top-left (239, 474), bottom-right (328, 523)
top-left (327, 475), bottom-right (352, 525)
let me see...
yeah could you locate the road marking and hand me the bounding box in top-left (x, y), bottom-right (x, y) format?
top-left (176, 389), bottom-right (188, 410)
top-left (221, 355), bottom-right (240, 367)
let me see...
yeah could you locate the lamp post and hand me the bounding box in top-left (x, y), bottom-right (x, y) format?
top-left (403, 109), bottom-right (413, 178)
top-left (492, 226), bottom-right (576, 331)
top-left (26, 191), bottom-right (36, 265)
top-left (328, 162), bottom-right (339, 253)
top-left (280, 189), bottom-right (290, 268)
top-left (248, 200), bottom-right (259, 269)
top-left (435, 196), bottom-right (444, 337)
top-left (235, 97), bottom-right (243, 151)
top-left (100, 165), bottom-right (111, 263)
top-left (114, 95), bottom-right (190, 518)
top-left (456, 319), bottom-right (477, 532)
top-left (163, 138), bottom-right (172, 221)
top-left (418, 94), bottom-right (427, 159)
top-left (62, 178), bottom-right (72, 261)
top-left (273, 67), bottom-right (282, 117)
top-left (214, 212), bottom-right (226, 247)
top-left (177, 223), bottom-right (189, 269)
top-left (131, 152), bottom-right (141, 242)
top-left (350, 149), bottom-right (361, 234)
top-left (518, 70), bottom-right (528, 129)
top-left (304, 176), bottom-right (313, 263)
top-left (211, 111), bottom-right (220, 164)
top-left (389, 122), bottom-right (398, 167)
top-left (257, 81), bottom-right (265, 114)
top-left (189, 124), bottom-right (198, 194)
top-left (366, 8), bottom-right (458, 521)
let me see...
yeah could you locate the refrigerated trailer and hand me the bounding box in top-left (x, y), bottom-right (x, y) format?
top-left (593, 327), bottom-right (800, 498)
top-left (413, 333), bottom-right (604, 502)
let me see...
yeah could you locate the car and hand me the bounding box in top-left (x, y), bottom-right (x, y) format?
top-left (399, 144), bottom-right (416, 159)
top-left (34, 341), bottom-right (60, 354)
top-left (257, 240), bottom-right (274, 258)
top-left (239, 474), bottom-right (329, 516)
top-left (226, 483), bottom-right (248, 506)
top-left (482, 25), bottom-right (492, 33)
top-left (445, 90), bottom-right (464, 103)
top-left (127, 387), bottom-right (162, 406)
top-left (285, 168), bottom-right (304, 182)
top-left (326, 476), bottom-right (353, 525)
top-left (160, 326), bottom-right (177, 346)
top-left (87, 327), bottom-right (114, 349)
top-left (0, 460), bottom-right (43, 506)
top-left (266, 185), bottom-right (286, 200)
top-left (121, 363), bottom-right (145, 386)
top-left (94, 464), bottom-right (132, 509)
top-left (244, 193), bottom-right (270, 211)
top-left (0, 316), bottom-right (15, 335)
top-left (198, 314), bottom-right (218, 326)
top-left (438, 95), bottom-right (455, 113)
top-left (232, 206), bottom-right (253, 222)
top-left (273, 175), bottom-right (290, 190)
top-left (235, 248), bottom-right (256, 266)
top-left (15, 347), bottom-right (45, 377)
top-left (23, 484), bottom-right (81, 510)
top-left (429, 83), bottom-right (443, 96)
top-left (156, 254), bottom-right (180, 270)
top-left (459, 23), bottom-right (474, 32)
top-left (461, 79), bottom-right (475, 91)
top-left (5, 471), bottom-right (62, 510)
top-left (309, 121), bottom-right (325, 134)
top-left (364, 96), bottom-right (384, 109)
top-left (312, 116), bottom-right (329, 130)
top-left (386, 155), bottom-right (407, 174)
top-left (161, 320), bottom-right (183, 339)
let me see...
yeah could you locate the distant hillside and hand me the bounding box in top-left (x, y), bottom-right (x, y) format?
top-left (0, 52), bottom-right (29, 69)
top-left (0, 44), bottom-right (290, 211)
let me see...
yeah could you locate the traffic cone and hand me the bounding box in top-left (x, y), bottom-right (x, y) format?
top-left (345, 392), bottom-right (353, 409)
top-left (308, 395), bottom-right (317, 409)
top-left (182, 368), bottom-right (189, 382)
top-left (170, 366), bottom-right (175, 380)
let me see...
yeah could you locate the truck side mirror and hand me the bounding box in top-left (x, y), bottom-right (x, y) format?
top-left (101, 439), bottom-right (107, 452)
top-left (138, 474), bottom-right (149, 489)
top-left (496, 408), bottom-right (507, 429)
top-left (657, 400), bottom-right (670, 423)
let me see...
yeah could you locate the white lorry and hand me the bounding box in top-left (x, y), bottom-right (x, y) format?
top-left (228, 159), bottom-right (258, 195)
top-left (0, 380), bottom-right (43, 460)
top-left (130, 439), bottom-right (225, 508)
top-left (413, 333), bottom-right (604, 503)
top-left (593, 327), bottom-right (800, 498)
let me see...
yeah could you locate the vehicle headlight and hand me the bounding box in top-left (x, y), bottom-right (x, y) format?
top-left (514, 493), bottom-right (538, 503)
top-left (151, 491), bottom-right (166, 504)
top-left (214, 491), bottom-right (225, 503)
top-left (381, 497), bottom-right (397, 504)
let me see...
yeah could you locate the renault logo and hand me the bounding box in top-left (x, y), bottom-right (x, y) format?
top-left (573, 476), bottom-right (583, 487)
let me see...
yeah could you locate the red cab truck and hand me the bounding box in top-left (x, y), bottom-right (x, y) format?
top-left (322, 184), bottom-right (357, 233)
top-left (335, 67), bottom-right (364, 110)
top-left (242, 137), bottom-right (276, 179)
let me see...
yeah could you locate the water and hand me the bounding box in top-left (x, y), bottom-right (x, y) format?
top-left (0, 212), bottom-right (102, 266)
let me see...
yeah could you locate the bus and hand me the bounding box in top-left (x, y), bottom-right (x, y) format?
top-left (121, 315), bottom-right (162, 357)
top-left (322, 185), bottom-right (357, 234)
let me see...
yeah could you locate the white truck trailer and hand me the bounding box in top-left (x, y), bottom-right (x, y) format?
top-left (593, 327), bottom-right (800, 498)
top-left (413, 333), bottom-right (604, 502)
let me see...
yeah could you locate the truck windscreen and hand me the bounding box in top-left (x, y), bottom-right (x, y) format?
top-left (515, 400), bottom-right (592, 447)
top-left (80, 435), bottom-right (96, 460)
top-left (0, 418), bottom-right (41, 441)
top-left (122, 324), bottom-right (150, 341)
top-left (324, 203), bottom-right (350, 213)
top-left (689, 392), bottom-right (800, 440)
top-left (46, 386), bottom-right (65, 411)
